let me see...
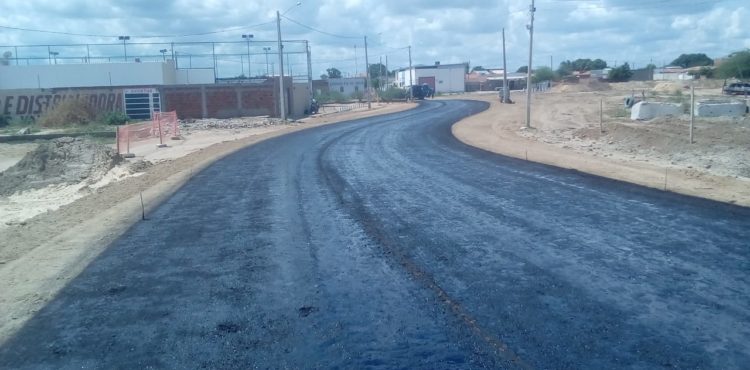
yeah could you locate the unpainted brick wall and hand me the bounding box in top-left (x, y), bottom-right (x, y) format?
top-left (161, 78), bottom-right (283, 119)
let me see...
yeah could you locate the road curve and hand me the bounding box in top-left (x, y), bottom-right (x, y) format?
top-left (1, 100), bottom-right (749, 369)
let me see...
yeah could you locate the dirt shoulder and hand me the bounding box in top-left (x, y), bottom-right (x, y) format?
top-left (0, 102), bottom-right (415, 344)
top-left (451, 89), bottom-right (750, 207)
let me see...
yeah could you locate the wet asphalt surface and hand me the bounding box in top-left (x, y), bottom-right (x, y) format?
top-left (2, 100), bottom-right (750, 369)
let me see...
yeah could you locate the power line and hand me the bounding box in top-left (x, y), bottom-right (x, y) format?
top-left (281, 15), bottom-right (361, 39)
top-left (0, 20), bottom-right (276, 39)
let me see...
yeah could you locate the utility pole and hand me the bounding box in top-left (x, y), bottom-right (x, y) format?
top-left (276, 10), bottom-right (287, 120)
top-left (385, 55), bottom-right (389, 90)
top-left (690, 84), bottom-right (695, 144)
top-left (354, 45), bottom-right (358, 76)
top-left (364, 35), bottom-right (371, 109)
top-left (550, 55), bottom-right (553, 70)
top-left (408, 45), bottom-right (413, 101)
top-left (525, 0), bottom-right (536, 128)
top-left (306, 41), bottom-right (313, 100)
top-left (502, 28), bottom-right (509, 103)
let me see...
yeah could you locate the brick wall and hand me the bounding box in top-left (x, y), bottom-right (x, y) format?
top-left (161, 77), bottom-right (290, 119)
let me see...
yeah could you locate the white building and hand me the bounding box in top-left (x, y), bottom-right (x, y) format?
top-left (0, 60), bottom-right (214, 90)
top-left (653, 67), bottom-right (694, 81)
top-left (395, 62), bottom-right (467, 94)
top-left (327, 77), bottom-right (366, 97)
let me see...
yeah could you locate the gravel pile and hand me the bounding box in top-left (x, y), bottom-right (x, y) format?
top-left (0, 137), bottom-right (122, 196)
top-left (181, 117), bottom-right (286, 130)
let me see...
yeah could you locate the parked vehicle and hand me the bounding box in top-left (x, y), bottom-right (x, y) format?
top-left (723, 82), bottom-right (750, 95)
top-left (409, 84), bottom-right (434, 100)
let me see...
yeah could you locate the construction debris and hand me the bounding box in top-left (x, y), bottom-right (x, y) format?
top-left (0, 137), bottom-right (122, 196)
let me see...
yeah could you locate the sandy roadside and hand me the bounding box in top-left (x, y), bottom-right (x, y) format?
top-left (0, 102), bottom-right (415, 343)
top-left (451, 92), bottom-right (750, 207)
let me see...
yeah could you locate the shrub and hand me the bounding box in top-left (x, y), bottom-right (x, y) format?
top-left (0, 115), bottom-right (10, 127)
top-left (315, 90), bottom-right (349, 104)
top-left (38, 98), bottom-right (96, 127)
top-left (381, 86), bottom-right (407, 101)
top-left (100, 111), bottom-right (130, 125)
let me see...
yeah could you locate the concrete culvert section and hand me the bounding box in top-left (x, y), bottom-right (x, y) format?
top-left (694, 99), bottom-right (747, 118)
top-left (630, 101), bottom-right (682, 120)
top-left (0, 137), bottom-right (122, 196)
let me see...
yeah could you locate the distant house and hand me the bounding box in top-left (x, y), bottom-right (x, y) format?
top-left (394, 62), bottom-right (467, 94)
top-left (465, 70), bottom-right (527, 92)
top-left (327, 77), bottom-right (366, 97)
top-left (654, 66), bottom-right (695, 81)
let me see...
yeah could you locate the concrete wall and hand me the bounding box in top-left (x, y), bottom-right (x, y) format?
top-left (631, 101), bottom-right (683, 120)
top-left (0, 87), bottom-right (126, 120)
top-left (289, 83), bottom-right (311, 117)
top-left (0, 62), bottom-right (174, 89)
top-left (175, 68), bottom-right (216, 85)
top-left (694, 99), bottom-right (747, 117)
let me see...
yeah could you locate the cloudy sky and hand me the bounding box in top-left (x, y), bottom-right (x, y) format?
top-left (0, 0), bottom-right (748, 79)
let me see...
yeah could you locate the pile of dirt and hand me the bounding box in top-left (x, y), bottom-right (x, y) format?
top-left (0, 137), bottom-right (122, 196)
top-left (552, 79), bottom-right (611, 93)
top-left (652, 82), bottom-right (684, 93)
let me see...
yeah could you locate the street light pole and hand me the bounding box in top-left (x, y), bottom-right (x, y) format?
top-left (118, 36), bottom-right (130, 62)
top-left (364, 35), bottom-right (371, 109)
top-left (276, 2), bottom-right (301, 120)
top-left (49, 51), bottom-right (59, 64)
top-left (525, 0), bottom-right (535, 128)
top-left (242, 34), bottom-right (253, 78)
top-left (277, 10), bottom-right (287, 120)
top-left (160, 49), bottom-right (167, 62)
top-left (408, 45), bottom-right (413, 101)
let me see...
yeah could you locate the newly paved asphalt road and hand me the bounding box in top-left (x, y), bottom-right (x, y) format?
top-left (2, 100), bottom-right (749, 369)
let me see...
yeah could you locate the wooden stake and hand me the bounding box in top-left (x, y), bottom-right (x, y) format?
top-left (140, 192), bottom-right (146, 221)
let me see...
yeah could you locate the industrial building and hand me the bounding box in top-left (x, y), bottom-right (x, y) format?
top-left (394, 62), bottom-right (467, 94)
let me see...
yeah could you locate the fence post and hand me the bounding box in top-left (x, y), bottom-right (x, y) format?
top-left (689, 85), bottom-right (695, 144)
top-left (599, 98), bottom-right (604, 134)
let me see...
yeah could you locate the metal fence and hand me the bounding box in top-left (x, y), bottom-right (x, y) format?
top-left (0, 40), bottom-right (313, 82)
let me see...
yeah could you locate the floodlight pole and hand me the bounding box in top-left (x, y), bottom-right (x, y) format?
top-left (525, 0), bottom-right (535, 128)
top-left (277, 10), bottom-right (287, 120)
top-left (118, 36), bottom-right (130, 62)
top-left (242, 34), bottom-right (253, 78)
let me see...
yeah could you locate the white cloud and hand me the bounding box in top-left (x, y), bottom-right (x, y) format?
top-left (0, 0), bottom-right (747, 77)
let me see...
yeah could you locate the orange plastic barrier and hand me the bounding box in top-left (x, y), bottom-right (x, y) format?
top-left (116, 111), bottom-right (180, 155)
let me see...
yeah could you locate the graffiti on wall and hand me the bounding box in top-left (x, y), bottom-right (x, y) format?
top-left (0, 89), bottom-right (124, 121)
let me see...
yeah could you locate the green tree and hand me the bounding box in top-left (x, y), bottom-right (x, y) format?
top-left (326, 67), bottom-right (342, 79)
top-left (590, 59), bottom-right (607, 70)
top-left (670, 53), bottom-right (713, 68)
top-left (533, 66), bottom-right (556, 83)
top-left (0, 51), bottom-right (11, 66)
top-left (368, 63), bottom-right (387, 89)
top-left (645, 63), bottom-right (657, 70)
top-left (516, 66), bottom-right (528, 73)
top-left (471, 66), bottom-right (485, 72)
top-left (608, 63), bottom-right (633, 82)
top-left (320, 74), bottom-right (328, 80)
top-left (557, 58), bottom-right (607, 76)
top-left (716, 50), bottom-right (750, 79)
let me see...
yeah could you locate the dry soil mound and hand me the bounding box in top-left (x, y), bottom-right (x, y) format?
top-left (0, 137), bottom-right (122, 196)
top-left (553, 79), bottom-right (611, 93)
